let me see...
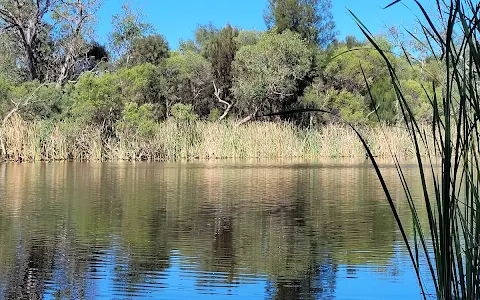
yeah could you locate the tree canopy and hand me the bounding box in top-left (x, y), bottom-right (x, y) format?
top-left (264, 0), bottom-right (336, 47)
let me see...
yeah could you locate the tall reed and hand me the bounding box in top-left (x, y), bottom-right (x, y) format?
top-left (1, 117), bottom-right (432, 162)
top-left (352, 0), bottom-right (480, 298)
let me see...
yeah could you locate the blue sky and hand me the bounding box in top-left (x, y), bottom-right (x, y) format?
top-left (95, 0), bottom-right (422, 49)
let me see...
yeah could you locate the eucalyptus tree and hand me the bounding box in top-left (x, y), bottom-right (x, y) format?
top-left (129, 34), bottom-right (169, 67)
top-left (180, 24), bottom-right (240, 120)
top-left (205, 24), bottom-right (238, 104)
top-left (264, 0), bottom-right (336, 47)
top-left (0, 0), bottom-right (101, 84)
top-left (232, 30), bottom-right (312, 123)
top-left (164, 51), bottom-right (213, 117)
top-left (109, 3), bottom-right (153, 65)
top-left (0, 0), bottom-right (52, 80)
top-left (0, 30), bottom-right (25, 81)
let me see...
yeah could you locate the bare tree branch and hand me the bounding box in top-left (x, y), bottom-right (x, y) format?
top-left (213, 80), bottom-right (232, 121)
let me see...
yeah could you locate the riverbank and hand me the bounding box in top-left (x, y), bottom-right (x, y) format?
top-left (0, 115), bottom-right (433, 162)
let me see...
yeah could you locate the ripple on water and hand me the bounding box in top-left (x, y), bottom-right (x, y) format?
top-left (0, 161), bottom-right (434, 299)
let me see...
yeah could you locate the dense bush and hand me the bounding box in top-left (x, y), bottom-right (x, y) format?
top-left (71, 63), bottom-right (164, 126)
top-left (232, 30), bottom-right (312, 117)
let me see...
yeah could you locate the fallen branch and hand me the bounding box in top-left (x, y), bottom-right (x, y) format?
top-left (237, 108), bottom-right (258, 126)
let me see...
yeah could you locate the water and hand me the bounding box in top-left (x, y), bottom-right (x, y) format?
top-left (0, 160), bottom-right (434, 299)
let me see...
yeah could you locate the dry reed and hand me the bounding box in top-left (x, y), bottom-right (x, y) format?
top-left (0, 115), bottom-right (434, 162)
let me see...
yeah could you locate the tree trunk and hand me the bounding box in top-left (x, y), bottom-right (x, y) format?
top-left (56, 51), bottom-right (74, 88)
top-left (0, 129), bottom-right (6, 160)
top-left (26, 45), bottom-right (38, 80)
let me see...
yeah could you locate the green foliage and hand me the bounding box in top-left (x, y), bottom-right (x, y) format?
top-left (322, 41), bottom-right (392, 93)
top-left (116, 64), bottom-right (164, 105)
top-left (165, 51), bottom-right (213, 115)
top-left (234, 30), bottom-right (263, 48)
top-left (325, 90), bottom-right (367, 123)
top-left (110, 4), bottom-right (153, 61)
top-left (185, 24), bottom-right (240, 103)
top-left (368, 78), bottom-right (397, 122)
top-left (0, 75), bottom-right (14, 120)
top-left (0, 34), bottom-right (26, 82)
top-left (203, 24), bottom-right (239, 100)
top-left (71, 63), bottom-right (164, 125)
top-left (303, 85), bottom-right (367, 124)
top-left (194, 23), bottom-right (219, 56)
top-left (18, 83), bottom-right (72, 121)
top-left (232, 30), bottom-right (312, 115)
top-left (0, 76), bottom-right (71, 121)
top-left (130, 35), bottom-right (170, 66)
top-left (178, 39), bottom-right (199, 54)
top-left (264, 0), bottom-right (336, 47)
top-left (313, 39), bottom-right (401, 124)
top-left (170, 103), bottom-right (198, 121)
top-left (398, 79), bottom-right (433, 122)
top-left (71, 72), bottom-right (122, 125)
top-left (117, 102), bottom-right (157, 137)
top-left (207, 108), bottom-right (222, 122)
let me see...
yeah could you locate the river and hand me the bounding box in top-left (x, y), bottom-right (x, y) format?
top-left (0, 160), bottom-right (434, 299)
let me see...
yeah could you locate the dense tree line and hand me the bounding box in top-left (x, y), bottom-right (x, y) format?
top-left (0, 0), bottom-right (443, 141)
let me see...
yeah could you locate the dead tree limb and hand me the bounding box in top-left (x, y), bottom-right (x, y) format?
top-left (237, 108), bottom-right (258, 126)
top-left (213, 80), bottom-right (232, 121)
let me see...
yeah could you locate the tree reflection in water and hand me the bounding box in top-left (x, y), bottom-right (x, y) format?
top-left (0, 161), bottom-right (429, 299)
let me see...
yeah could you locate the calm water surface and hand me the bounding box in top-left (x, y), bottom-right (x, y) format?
top-left (0, 160), bottom-right (434, 299)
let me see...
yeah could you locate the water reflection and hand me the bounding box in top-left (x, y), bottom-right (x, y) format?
top-left (0, 161), bottom-right (431, 299)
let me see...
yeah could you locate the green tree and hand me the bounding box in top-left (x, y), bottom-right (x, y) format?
top-left (130, 34), bottom-right (170, 66)
top-left (314, 39), bottom-right (397, 123)
top-left (303, 86), bottom-right (368, 124)
top-left (234, 30), bottom-right (263, 48)
top-left (0, 0), bottom-right (52, 80)
top-left (51, 0), bottom-right (101, 87)
top-left (193, 23), bottom-right (218, 55)
top-left (264, 0), bottom-right (336, 47)
top-left (109, 4), bottom-right (153, 64)
top-left (304, 37), bottom-right (434, 125)
top-left (170, 103), bottom-right (198, 121)
top-left (71, 63), bottom-right (164, 126)
top-left (164, 51), bottom-right (213, 117)
top-left (232, 30), bottom-right (312, 120)
top-left (181, 24), bottom-right (241, 120)
top-left (178, 39), bottom-right (198, 54)
top-left (188, 24), bottom-right (239, 104)
top-left (0, 32), bottom-right (26, 82)
top-left (205, 24), bottom-right (239, 102)
top-left (0, 76), bottom-right (71, 121)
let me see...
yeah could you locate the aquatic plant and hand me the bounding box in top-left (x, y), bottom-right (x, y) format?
top-left (353, 0), bottom-right (480, 298)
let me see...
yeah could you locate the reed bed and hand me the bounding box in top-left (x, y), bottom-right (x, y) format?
top-left (0, 116), bottom-right (433, 162)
